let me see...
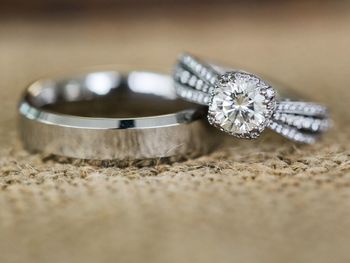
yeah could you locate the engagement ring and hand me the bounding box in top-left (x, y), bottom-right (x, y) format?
top-left (174, 53), bottom-right (330, 143)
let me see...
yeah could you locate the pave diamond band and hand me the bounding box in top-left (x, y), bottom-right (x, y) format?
top-left (173, 53), bottom-right (330, 143)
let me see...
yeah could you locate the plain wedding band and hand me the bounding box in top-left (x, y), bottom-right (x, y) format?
top-left (19, 70), bottom-right (214, 160)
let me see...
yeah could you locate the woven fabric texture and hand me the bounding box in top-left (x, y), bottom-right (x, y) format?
top-left (0, 5), bottom-right (350, 263)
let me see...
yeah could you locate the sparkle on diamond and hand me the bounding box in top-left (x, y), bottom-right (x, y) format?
top-left (209, 73), bottom-right (268, 135)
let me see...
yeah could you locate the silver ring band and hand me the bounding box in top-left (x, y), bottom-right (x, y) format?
top-left (19, 70), bottom-right (214, 160)
top-left (173, 53), bottom-right (331, 144)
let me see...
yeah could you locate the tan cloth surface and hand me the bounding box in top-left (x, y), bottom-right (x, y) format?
top-left (0, 5), bottom-right (350, 263)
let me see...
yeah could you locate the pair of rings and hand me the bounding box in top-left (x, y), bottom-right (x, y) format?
top-left (19, 53), bottom-right (330, 161)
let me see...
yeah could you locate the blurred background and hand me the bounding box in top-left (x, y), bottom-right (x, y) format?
top-left (1, 0), bottom-right (349, 118)
top-left (1, 1), bottom-right (350, 263)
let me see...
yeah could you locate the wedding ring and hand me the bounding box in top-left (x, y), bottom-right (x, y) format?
top-left (173, 53), bottom-right (331, 144)
top-left (19, 70), bottom-right (214, 160)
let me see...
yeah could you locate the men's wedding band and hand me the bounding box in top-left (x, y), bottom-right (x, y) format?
top-left (19, 70), bottom-right (214, 160)
top-left (173, 53), bottom-right (331, 144)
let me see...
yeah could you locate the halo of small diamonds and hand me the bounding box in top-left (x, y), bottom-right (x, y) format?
top-left (173, 53), bottom-right (330, 144)
top-left (208, 72), bottom-right (276, 139)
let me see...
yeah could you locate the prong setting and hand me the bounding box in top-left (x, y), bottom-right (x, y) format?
top-left (174, 53), bottom-right (330, 144)
top-left (207, 71), bottom-right (276, 139)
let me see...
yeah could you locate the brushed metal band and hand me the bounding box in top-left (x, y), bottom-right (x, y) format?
top-left (19, 70), bottom-right (214, 160)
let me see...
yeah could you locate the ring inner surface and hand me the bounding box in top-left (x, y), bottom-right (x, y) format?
top-left (26, 71), bottom-right (197, 118)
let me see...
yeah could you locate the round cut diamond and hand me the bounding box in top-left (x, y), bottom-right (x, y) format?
top-left (208, 72), bottom-right (275, 138)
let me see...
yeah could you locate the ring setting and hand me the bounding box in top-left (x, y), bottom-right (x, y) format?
top-left (208, 71), bottom-right (276, 139)
top-left (174, 53), bottom-right (331, 144)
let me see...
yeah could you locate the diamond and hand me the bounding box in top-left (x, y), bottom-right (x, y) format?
top-left (208, 72), bottom-right (275, 138)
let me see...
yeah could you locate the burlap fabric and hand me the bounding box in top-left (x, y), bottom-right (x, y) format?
top-left (0, 5), bottom-right (349, 263)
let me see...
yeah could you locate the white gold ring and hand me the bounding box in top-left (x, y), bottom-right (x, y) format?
top-left (173, 53), bottom-right (330, 144)
top-left (19, 69), bottom-right (215, 160)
